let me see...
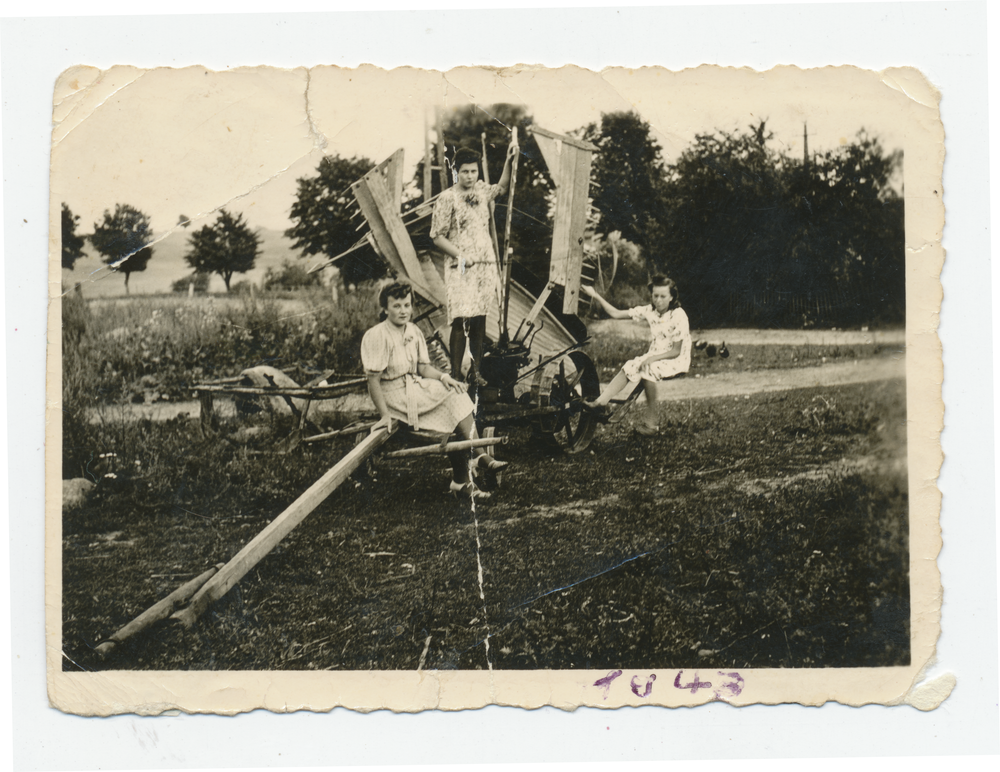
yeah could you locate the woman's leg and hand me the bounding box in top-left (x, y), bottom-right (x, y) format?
top-left (639, 378), bottom-right (659, 429)
top-left (450, 318), bottom-right (467, 380)
top-left (454, 412), bottom-right (506, 476)
top-left (456, 412), bottom-right (477, 442)
top-left (590, 369), bottom-right (631, 406)
top-left (449, 451), bottom-right (471, 484)
top-left (468, 315), bottom-right (487, 375)
top-left (447, 412), bottom-right (475, 483)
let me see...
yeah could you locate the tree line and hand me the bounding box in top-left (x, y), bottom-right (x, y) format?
top-left (282, 105), bottom-right (904, 328)
top-left (63, 105), bottom-right (904, 329)
top-left (61, 203), bottom-right (262, 294)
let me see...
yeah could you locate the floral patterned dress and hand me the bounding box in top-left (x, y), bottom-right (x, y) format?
top-left (622, 306), bottom-right (692, 382)
top-left (360, 320), bottom-right (473, 433)
top-left (429, 180), bottom-right (503, 322)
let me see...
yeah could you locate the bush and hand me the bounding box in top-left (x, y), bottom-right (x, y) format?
top-left (171, 272), bottom-right (211, 294)
top-left (584, 233), bottom-right (651, 314)
top-left (230, 280), bottom-right (255, 296)
top-left (262, 261), bottom-right (321, 292)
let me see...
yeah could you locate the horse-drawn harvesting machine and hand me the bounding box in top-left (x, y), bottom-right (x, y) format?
top-left (93, 124), bottom-right (632, 652)
top-left (198, 124), bottom-right (607, 457)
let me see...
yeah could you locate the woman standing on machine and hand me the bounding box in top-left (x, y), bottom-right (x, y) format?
top-left (430, 141), bottom-right (518, 386)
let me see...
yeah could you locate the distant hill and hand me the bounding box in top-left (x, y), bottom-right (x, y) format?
top-left (61, 227), bottom-right (329, 298)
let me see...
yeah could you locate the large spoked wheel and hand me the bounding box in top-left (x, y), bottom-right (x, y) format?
top-left (536, 351), bottom-right (601, 454)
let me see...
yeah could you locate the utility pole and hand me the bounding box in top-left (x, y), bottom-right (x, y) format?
top-left (803, 122), bottom-right (810, 173)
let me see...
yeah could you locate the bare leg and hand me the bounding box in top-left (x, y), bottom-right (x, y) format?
top-left (450, 318), bottom-right (467, 380)
top-left (456, 412), bottom-right (477, 441)
top-left (639, 378), bottom-right (659, 429)
top-left (590, 369), bottom-right (631, 406)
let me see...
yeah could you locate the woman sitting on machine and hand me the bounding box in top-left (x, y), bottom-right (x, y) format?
top-left (361, 281), bottom-right (507, 500)
top-left (582, 276), bottom-right (692, 436)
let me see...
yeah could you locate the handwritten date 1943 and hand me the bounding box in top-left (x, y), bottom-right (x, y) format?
top-left (593, 669), bottom-right (744, 702)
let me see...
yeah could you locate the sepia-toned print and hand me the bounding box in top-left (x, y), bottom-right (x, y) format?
top-left (47, 64), bottom-right (944, 714)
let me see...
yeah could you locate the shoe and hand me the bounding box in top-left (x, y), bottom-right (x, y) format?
top-left (466, 369), bottom-right (488, 388)
top-left (449, 481), bottom-right (491, 501)
top-left (634, 423), bottom-right (659, 436)
top-left (582, 400), bottom-right (611, 418)
top-left (477, 454), bottom-right (508, 472)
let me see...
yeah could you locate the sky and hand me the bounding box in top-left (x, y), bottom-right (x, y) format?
top-left (51, 64), bottom-right (923, 240)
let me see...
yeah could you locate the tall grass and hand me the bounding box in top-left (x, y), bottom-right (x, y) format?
top-left (61, 287), bottom-right (380, 478)
top-left (65, 288), bottom-right (379, 403)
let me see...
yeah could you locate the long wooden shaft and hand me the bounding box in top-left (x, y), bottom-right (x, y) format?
top-left (172, 426), bottom-right (396, 628)
top-left (436, 107), bottom-right (448, 192)
top-left (195, 379), bottom-right (367, 399)
top-left (423, 108), bottom-right (433, 202)
top-left (302, 421), bottom-right (379, 443)
top-left (500, 127), bottom-right (519, 343)
top-left (383, 436), bottom-right (506, 459)
top-left (95, 564), bottom-right (223, 657)
top-left (513, 281), bottom-right (555, 344)
top-left (481, 132), bottom-right (505, 307)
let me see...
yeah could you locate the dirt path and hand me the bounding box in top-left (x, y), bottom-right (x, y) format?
top-left (588, 320), bottom-right (905, 346)
top-left (643, 355), bottom-right (905, 403)
top-left (97, 355), bottom-right (905, 424)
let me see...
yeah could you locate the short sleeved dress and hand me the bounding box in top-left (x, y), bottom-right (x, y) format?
top-left (428, 180), bottom-right (503, 322)
top-left (360, 320), bottom-right (474, 433)
top-left (622, 305), bottom-right (692, 382)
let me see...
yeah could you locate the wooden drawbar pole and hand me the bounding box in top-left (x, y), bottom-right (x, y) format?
top-left (95, 564), bottom-right (224, 658)
top-left (172, 425), bottom-right (396, 628)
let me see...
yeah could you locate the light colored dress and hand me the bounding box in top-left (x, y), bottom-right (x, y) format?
top-left (428, 180), bottom-right (503, 322)
top-left (622, 306), bottom-right (692, 382)
top-left (360, 320), bottom-right (473, 433)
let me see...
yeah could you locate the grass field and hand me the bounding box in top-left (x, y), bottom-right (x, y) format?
top-left (62, 374), bottom-right (908, 672)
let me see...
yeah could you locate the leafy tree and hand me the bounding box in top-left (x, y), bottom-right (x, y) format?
top-left (581, 112), bottom-right (666, 247)
top-left (648, 124), bottom-right (903, 328)
top-left (184, 209), bottom-right (261, 292)
top-left (795, 130), bottom-right (905, 325)
top-left (90, 203), bottom-right (155, 293)
top-left (286, 155), bottom-right (383, 286)
top-left (61, 203), bottom-right (86, 270)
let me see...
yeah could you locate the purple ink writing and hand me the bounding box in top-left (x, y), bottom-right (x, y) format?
top-left (714, 671), bottom-right (744, 699)
top-left (594, 669), bottom-right (623, 700)
top-left (674, 670), bottom-right (713, 694)
top-left (630, 674), bottom-right (656, 698)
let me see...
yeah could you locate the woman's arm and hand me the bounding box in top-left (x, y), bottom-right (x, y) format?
top-left (432, 234), bottom-right (460, 259)
top-left (641, 341), bottom-right (683, 365)
top-left (417, 362), bottom-right (465, 393)
top-left (495, 142), bottom-right (518, 195)
top-left (432, 234), bottom-right (470, 268)
top-left (366, 373), bottom-right (392, 421)
top-left (581, 285), bottom-right (632, 320)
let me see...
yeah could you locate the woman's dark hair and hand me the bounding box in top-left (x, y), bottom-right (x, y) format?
top-left (377, 281), bottom-right (413, 320)
top-left (453, 147), bottom-right (482, 170)
top-left (648, 275), bottom-right (681, 311)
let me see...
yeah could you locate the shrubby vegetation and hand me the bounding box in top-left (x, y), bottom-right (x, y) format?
top-left (262, 260), bottom-right (322, 291)
top-left (171, 272), bottom-right (211, 294)
top-left (61, 289), bottom-right (380, 477)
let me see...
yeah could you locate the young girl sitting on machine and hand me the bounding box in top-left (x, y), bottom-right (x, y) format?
top-left (582, 275), bottom-right (692, 435)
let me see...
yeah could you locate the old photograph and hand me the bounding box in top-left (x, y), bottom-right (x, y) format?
top-left (46, 64), bottom-right (943, 713)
